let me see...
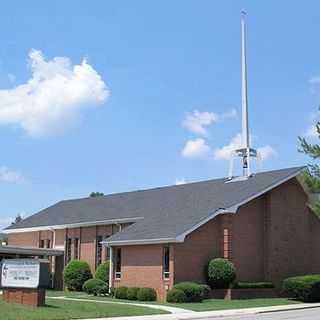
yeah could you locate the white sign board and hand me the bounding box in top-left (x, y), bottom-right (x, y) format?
top-left (1, 259), bottom-right (40, 288)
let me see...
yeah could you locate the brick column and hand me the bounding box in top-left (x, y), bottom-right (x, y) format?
top-left (220, 214), bottom-right (233, 260)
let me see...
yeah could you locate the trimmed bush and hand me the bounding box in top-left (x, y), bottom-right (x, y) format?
top-left (173, 282), bottom-right (203, 302)
top-left (115, 286), bottom-right (128, 299)
top-left (283, 274), bottom-right (320, 302)
top-left (97, 285), bottom-right (109, 296)
top-left (95, 261), bottom-right (110, 284)
top-left (83, 278), bottom-right (107, 296)
top-left (234, 282), bottom-right (274, 289)
top-left (166, 288), bottom-right (187, 303)
top-left (200, 284), bottom-right (211, 299)
top-left (109, 287), bottom-right (116, 297)
top-left (63, 260), bottom-right (92, 291)
top-left (127, 287), bottom-right (140, 300)
top-left (137, 288), bottom-right (157, 301)
top-left (207, 258), bottom-right (236, 289)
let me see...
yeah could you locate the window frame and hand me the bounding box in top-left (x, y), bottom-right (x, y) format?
top-left (74, 237), bottom-right (79, 260)
top-left (115, 248), bottom-right (122, 280)
top-left (163, 245), bottom-right (170, 280)
top-left (39, 239), bottom-right (45, 248)
top-left (96, 235), bottom-right (103, 268)
top-left (66, 238), bottom-right (72, 263)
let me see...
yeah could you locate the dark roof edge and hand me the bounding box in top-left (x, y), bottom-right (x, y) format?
top-left (104, 166), bottom-right (306, 246)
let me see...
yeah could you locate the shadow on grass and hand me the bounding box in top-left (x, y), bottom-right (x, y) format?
top-left (43, 304), bottom-right (60, 309)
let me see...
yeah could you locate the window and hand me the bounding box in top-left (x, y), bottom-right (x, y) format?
top-left (66, 238), bottom-right (72, 263)
top-left (223, 228), bottom-right (230, 259)
top-left (96, 236), bottom-right (103, 267)
top-left (39, 240), bottom-right (45, 248)
top-left (74, 238), bottom-right (79, 259)
top-left (115, 248), bottom-right (122, 279)
top-left (46, 239), bottom-right (51, 248)
top-left (163, 245), bottom-right (170, 279)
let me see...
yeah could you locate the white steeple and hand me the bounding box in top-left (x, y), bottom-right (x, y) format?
top-left (228, 11), bottom-right (258, 180)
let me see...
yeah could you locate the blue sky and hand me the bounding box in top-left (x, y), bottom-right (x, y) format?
top-left (0, 1), bottom-right (318, 228)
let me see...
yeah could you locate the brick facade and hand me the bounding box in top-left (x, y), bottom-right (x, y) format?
top-left (6, 177), bottom-right (320, 301)
top-left (112, 244), bottom-right (174, 301)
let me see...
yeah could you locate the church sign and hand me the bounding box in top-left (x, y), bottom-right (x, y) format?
top-left (1, 259), bottom-right (41, 288)
top-left (0, 259), bottom-right (50, 307)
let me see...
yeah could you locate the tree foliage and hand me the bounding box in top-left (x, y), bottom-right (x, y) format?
top-left (90, 192), bottom-right (105, 197)
top-left (298, 110), bottom-right (320, 215)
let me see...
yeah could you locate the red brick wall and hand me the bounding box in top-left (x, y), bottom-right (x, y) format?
top-left (232, 196), bottom-right (266, 282)
top-left (265, 178), bottom-right (313, 286)
top-left (8, 231), bottom-right (39, 247)
top-left (7, 224), bottom-right (118, 273)
top-left (174, 217), bottom-right (221, 284)
top-left (173, 177), bottom-right (320, 288)
top-left (113, 244), bottom-right (173, 301)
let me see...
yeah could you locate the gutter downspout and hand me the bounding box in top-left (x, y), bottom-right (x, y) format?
top-left (109, 246), bottom-right (113, 293)
top-left (49, 228), bottom-right (56, 289)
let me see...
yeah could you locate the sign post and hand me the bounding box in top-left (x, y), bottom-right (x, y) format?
top-left (1, 259), bottom-right (50, 307)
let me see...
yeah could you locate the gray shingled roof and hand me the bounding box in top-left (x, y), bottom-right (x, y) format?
top-left (6, 167), bottom-right (305, 243)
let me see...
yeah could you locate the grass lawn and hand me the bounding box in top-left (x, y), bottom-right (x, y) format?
top-left (0, 298), bottom-right (168, 320)
top-left (165, 298), bottom-right (301, 311)
top-left (48, 291), bottom-right (302, 312)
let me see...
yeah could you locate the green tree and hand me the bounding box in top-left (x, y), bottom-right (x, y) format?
top-left (299, 114), bottom-right (320, 214)
top-left (90, 192), bottom-right (105, 197)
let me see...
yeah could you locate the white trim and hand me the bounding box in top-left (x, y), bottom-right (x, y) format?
top-left (103, 237), bottom-right (179, 247)
top-left (109, 246), bottom-right (113, 292)
top-left (176, 209), bottom-right (229, 242)
top-left (3, 217), bottom-right (144, 234)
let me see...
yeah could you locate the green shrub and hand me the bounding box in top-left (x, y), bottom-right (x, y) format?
top-left (166, 288), bottom-right (187, 303)
top-left (97, 285), bottom-right (109, 296)
top-left (207, 258), bottom-right (236, 289)
top-left (173, 282), bottom-right (203, 302)
top-left (109, 287), bottom-right (115, 297)
top-left (283, 274), bottom-right (320, 302)
top-left (234, 282), bottom-right (274, 289)
top-left (137, 288), bottom-right (157, 301)
top-left (82, 278), bottom-right (107, 296)
top-left (200, 284), bottom-right (211, 299)
top-left (115, 286), bottom-right (128, 299)
top-left (127, 287), bottom-right (140, 300)
top-left (95, 261), bottom-right (109, 283)
top-left (63, 260), bottom-right (92, 291)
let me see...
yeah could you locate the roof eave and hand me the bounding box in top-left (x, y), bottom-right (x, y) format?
top-left (3, 217), bottom-right (144, 234)
top-left (102, 237), bottom-right (182, 247)
top-left (105, 167), bottom-right (305, 246)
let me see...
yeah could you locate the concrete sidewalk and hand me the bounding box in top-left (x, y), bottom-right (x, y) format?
top-left (80, 302), bottom-right (320, 320)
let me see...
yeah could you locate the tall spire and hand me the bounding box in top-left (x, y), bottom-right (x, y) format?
top-left (241, 10), bottom-right (249, 150)
top-left (228, 11), bottom-right (257, 180)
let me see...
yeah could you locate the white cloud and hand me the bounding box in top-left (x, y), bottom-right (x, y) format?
top-left (0, 166), bottom-right (24, 183)
top-left (213, 133), bottom-right (242, 160)
top-left (181, 138), bottom-right (210, 158)
top-left (257, 145), bottom-right (277, 161)
top-left (213, 133), bottom-right (276, 162)
top-left (0, 49), bottom-right (109, 137)
top-left (175, 178), bottom-right (186, 185)
top-left (183, 108), bottom-right (236, 136)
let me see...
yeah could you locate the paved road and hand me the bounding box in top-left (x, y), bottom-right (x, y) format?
top-left (201, 308), bottom-right (320, 320)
